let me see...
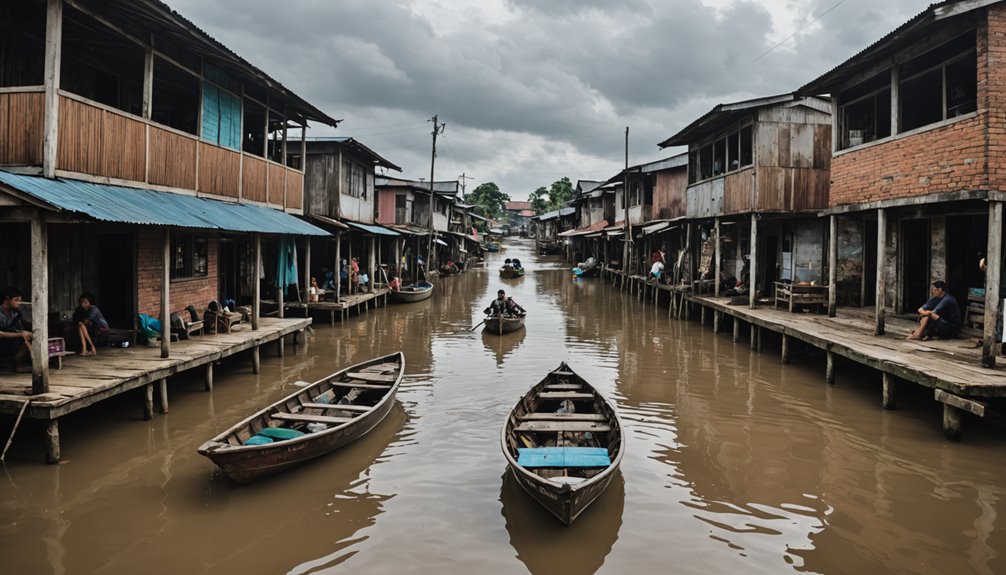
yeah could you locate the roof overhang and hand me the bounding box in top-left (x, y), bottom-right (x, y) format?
top-left (660, 94), bottom-right (798, 147)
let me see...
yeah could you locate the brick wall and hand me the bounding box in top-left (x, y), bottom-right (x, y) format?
top-left (829, 12), bottom-right (1006, 207)
top-left (136, 229), bottom-right (219, 318)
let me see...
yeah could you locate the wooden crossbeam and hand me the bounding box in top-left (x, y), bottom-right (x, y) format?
top-left (332, 382), bottom-right (390, 390)
top-left (520, 413), bottom-right (607, 421)
top-left (271, 412), bottom-right (353, 425)
top-left (345, 372), bottom-right (397, 383)
top-left (515, 421), bottom-right (612, 433)
top-left (538, 392), bottom-right (594, 400)
top-left (543, 384), bottom-right (583, 391)
top-left (301, 402), bottom-right (372, 412)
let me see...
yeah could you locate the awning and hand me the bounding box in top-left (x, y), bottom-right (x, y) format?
top-left (343, 220), bottom-right (400, 236)
top-left (307, 214), bottom-right (350, 230)
top-left (434, 238), bottom-right (448, 246)
top-left (606, 230), bottom-right (625, 237)
top-left (641, 222), bottom-right (671, 236)
top-left (0, 170), bottom-right (329, 236)
top-left (559, 219), bottom-right (609, 237)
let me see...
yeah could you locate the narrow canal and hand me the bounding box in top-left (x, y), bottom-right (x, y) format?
top-left (2, 239), bottom-right (1005, 574)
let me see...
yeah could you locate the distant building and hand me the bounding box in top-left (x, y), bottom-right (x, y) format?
top-left (505, 201), bottom-right (534, 236)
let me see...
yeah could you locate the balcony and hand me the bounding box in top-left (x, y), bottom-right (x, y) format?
top-left (0, 89), bottom-right (304, 212)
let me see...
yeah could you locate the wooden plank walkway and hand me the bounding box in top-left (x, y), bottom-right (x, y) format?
top-left (280, 288), bottom-right (390, 323)
top-left (0, 317), bottom-right (310, 461)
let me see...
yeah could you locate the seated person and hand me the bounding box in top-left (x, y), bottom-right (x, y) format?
top-left (71, 292), bottom-right (109, 356)
top-left (322, 267), bottom-right (336, 291)
top-left (907, 280), bottom-right (962, 341)
top-left (308, 277), bottom-right (321, 302)
top-left (503, 258), bottom-right (514, 270)
top-left (484, 289), bottom-right (526, 317)
top-left (511, 258), bottom-right (522, 269)
top-left (650, 260), bottom-right (665, 280)
top-left (389, 276), bottom-right (402, 291)
top-left (0, 286), bottom-right (32, 372)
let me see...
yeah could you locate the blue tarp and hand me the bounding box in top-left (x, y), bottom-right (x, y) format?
top-left (0, 171), bottom-right (329, 236)
top-left (277, 235), bottom-right (298, 294)
top-left (517, 447), bottom-right (611, 468)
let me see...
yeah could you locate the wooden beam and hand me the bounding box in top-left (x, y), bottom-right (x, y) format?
top-left (252, 234), bottom-right (261, 331)
top-left (982, 201), bottom-right (1002, 368)
top-left (44, 419), bottom-right (59, 464)
top-left (749, 213), bottom-right (758, 309)
top-left (875, 208), bottom-right (887, 335)
top-left (882, 372), bottom-right (896, 410)
top-left (204, 363), bottom-right (213, 392)
top-left (335, 233), bottom-right (342, 304)
top-left (42, 0), bottom-right (63, 179)
top-left (158, 378), bottom-right (169, 413)
top-left (143, 383), bottom-right (154, 420)
top-left (369, 236), bottom-right (376, 293)
top-left (252, 345), bottom-right (260, 374)
top-left (161, 229), bottom-right (170, 358)
top-left (714, 217), bottom-right (721, 297)
top-left (890, 67), bottom-right (899, 136)
top-left (935, 389), bottom-right (987, 418)
top-left (30, 214), bottom-right (49, 394)
top-left (943, 403), bottom-right (963, 441)
top-left (828, 214), bottom-right (838, 317)
top-left (142, 35), bottom-right (154, 120)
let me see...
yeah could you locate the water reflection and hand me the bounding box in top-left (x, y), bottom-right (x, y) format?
top-left (501, 470), bottom-right (624, 575)
top-left (481, 328), bottom-right (526, 366)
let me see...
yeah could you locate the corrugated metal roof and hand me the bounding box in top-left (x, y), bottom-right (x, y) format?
top-left (343, 220), bottom-right (400, 236)
top-left (0, 171), bottom-right (329, 236)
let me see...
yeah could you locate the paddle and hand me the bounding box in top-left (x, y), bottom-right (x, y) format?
top-left (469, 318), bottom-right (486, 332)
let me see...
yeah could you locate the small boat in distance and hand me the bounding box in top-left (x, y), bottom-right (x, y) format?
top-left (501, 362), bottom-right (623, 525)
top-left (499, 266), bottom-right (525, 278)
top-left (198, 352), bottom-right (405, 483)
top-left (389, 281), bottom-right (434, 303)
top-left (486, 242), bottom-right (501, 252)
top-left (484, 313), bottom-right (526, 335)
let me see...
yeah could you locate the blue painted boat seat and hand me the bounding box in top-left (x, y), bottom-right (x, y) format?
top-left (517, 447), bottom-right (610, 468)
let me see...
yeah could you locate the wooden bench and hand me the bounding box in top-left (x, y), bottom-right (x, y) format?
top-left (515, 421), bottom-right (612, 433)
top-left (521, 413), bottom-right (607, 421)
top-left (301, 402), bottom-right (373, 412)
top-left (774, 281), bottom-right (828, 313)
top-left (332, 381), bottom-right (391, 390)
top-left (345, 371), bottom-right (397, 383)
top-left (271, 412), bottom-right (354, 425)
top-left (47, 337), bottom-right (74, 369)
top-left (537, 392), bottom-right (594, 401)
top-left (543, 384), bottom-right (582, 391)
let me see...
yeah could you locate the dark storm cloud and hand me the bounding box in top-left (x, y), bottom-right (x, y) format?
top-left (167, 0), bottom-right (932, 196)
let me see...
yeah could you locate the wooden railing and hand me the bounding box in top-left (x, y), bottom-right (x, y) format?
top-left (0, 90), bottom-right (305, 211)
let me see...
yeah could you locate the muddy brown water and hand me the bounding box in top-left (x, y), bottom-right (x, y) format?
top-left (2, 239), bottom-right (1005, 574)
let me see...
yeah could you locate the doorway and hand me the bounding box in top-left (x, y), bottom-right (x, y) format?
top-left (96, 233), bottom-right (134, 328)
top-left (901, 219), bottom-right (931, 313)
top-left (946, 213), bottom-right (987, 313)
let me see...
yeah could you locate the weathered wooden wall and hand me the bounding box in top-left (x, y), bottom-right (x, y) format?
top-left (723, 169), bottom-right (754, 214)
top-left (198, 142), bottom-right (240, 199)
top-left (267, 162), bottom-right (286, 207)
top-left (242, 155), bottom-right (267, 203)
top-left (148, 127), bottom-right (197, 190)
top-left (653, 169), bottom-right (687, 219)
top-left (686, 178), bottom-right (724, 219)
top-left (58, 96), bottom-right (145, 181)
top-left (754, 109), bottom-right (831, 213)
top-left (0, 91), bottom-right (44, 166)
top-left (304, 153), bottom-right (336, 217)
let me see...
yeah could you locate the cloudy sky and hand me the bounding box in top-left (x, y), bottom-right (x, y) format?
top-left (171, 0), bottom-right (931, 201)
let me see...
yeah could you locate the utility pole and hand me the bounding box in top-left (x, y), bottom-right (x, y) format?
top-left (623, 126), bottom-right (629, 275)
top-left (459, 172), bottom-right (473, 201)
top-left (428, 115), bottom-right (446, 271)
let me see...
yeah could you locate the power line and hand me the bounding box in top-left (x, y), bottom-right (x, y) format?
top-left (745, 0), bottom-right (849, 68)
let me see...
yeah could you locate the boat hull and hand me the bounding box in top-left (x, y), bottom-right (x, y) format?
top-left (501, 362), bottom-right (623, 525)
top-left (197, 352), bottom-right (405, 483)
top-left (499, 267), bottom-right (525, 278)
top-left (484, 314), bottom-right (525, 334)
top-left (389, 282), bottom-right (433, 303)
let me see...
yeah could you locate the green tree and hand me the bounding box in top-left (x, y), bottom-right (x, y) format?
top-left (549, 177), bottom-right (574, 207)
top-left (529, 186), bottom-right (550, 214)
top-left (467, 182), bottom-right (510, 220)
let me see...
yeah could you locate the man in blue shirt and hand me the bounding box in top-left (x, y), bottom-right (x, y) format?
top-left (0, 287), bottom-right (32, 372)
top-left (907, 280), bottom-right (962, 340)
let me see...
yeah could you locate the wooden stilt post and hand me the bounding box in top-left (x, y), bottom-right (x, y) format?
top-left (828, 214), bottom-right (838, 317)
top-left (714, 217), bottom-right (721, 297)
top-left (781, 334), bottom-right (790, 364)
top-left (751, 325), bottom-right (760, 351)
top-left (335, 232), bottom-right (342, 304)
top-left (252, 234), bottom-right (261, 331)
top-left (713, 310), bottom-right (721, 333)
top-left (982, 201), bottom-right (1002, 368)
top-left (143, 384), bottom-right (154, 420)
top-left (158, 379), bottom-right (169, 413)
top-left (943, 404), bottom-right (962, 441)
top-left (700, 306), bottom-right (707, 326)
top-left (369, 236), bottom-right (376, 293)
top-left (875, 208), bottom-right (886, 335)
top-left (304, 236), bottom-right (312, 318)
top-left (882, 372), bottom-right (895, 410)
top-left (252, 345), bottom-right (261, 374)
top-left (161, 228), bottom-right (170, 359)
top-left (749, 213), bottom-right (758, 309)
top-left (30, 214), bottom-right (49, 393)
top-left (826, 351), bottom-right (835, 385)
top-left (205, 363), bottom-right (214, 391)
top-left (44, 419), bottom-right (59, 464)
top-left (42, 0), bottom-right (63, 179)
top-left (733, 318), bottom-right (741, 343)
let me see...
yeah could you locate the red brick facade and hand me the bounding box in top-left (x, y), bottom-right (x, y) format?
top-left (136, 230), bottom-right (219, 318)
top-left (829, 11), bottom-right (1006, 207)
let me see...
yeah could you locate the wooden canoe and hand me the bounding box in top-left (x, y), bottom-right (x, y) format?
top-left (486, 242), bottom-right (501, 252)
top-left (499, 267), bottom-right (525, 278)
top-left (501, 362), bottom-right (623, 525)
top-left (389, 281), bottom-right (433, 303)
top-left (484, 313), bottom-right (526, 335)
top-left (197, 352), bottom-right (405, 483)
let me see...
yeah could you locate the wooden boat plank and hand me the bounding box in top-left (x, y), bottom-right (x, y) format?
top-left (537, 392), bottom-right (595, 400)
top-left (300, 402), bottom-right (373, 412)
top-left (520, 413), bottom-right (607, 421)
top-left (516, 421), bottom-right (612, 433)
top-left (332, 381), bottom-right (392, 390)
top-left (271, 412), bottom-right (354, 425)
top-left (552, 371), bottom-right (575, 376)
top-left (345, 372), bottom-right (398, 383)
top-left (543, 384), bottom-right (582, 391)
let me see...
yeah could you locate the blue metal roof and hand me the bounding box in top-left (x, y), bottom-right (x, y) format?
top-left (0, 171), bottom-right (329, 236)
top-left (343, 220), bottom-right (400, 236)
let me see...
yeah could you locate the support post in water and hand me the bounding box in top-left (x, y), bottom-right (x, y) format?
top-left (252, 346), bottom-right (261, 374)
top-left (826, 351), bottom-right (835, 385)
top-left (943, 404), bottom-right (962, 441)
top-left (143, 383), bottom-right (154, 420)
top-left (205, 363), bottom-right (214, 392)
top-left (158, 379), bottom-right (169, 413)
top-left (781, 334), bottom-right (790, 364)
top-left (733, 318), bottom-right (740, 343)
top-left (44, 419), bottom-right (59, 464)
top-left (882, 372), bottom-right (895, 410)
